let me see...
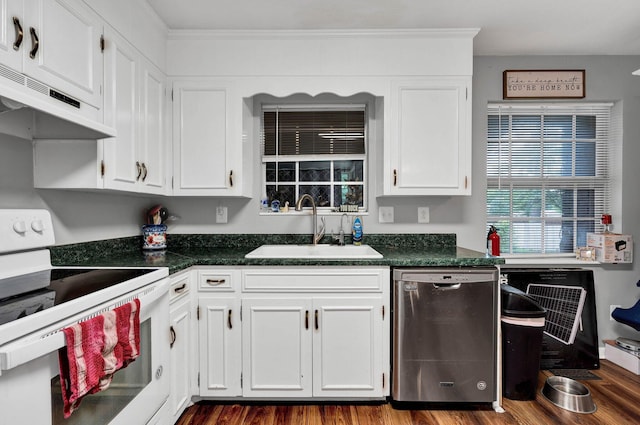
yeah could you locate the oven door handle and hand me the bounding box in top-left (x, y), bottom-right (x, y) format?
top-left (0, 279), bottom-right (169, 375)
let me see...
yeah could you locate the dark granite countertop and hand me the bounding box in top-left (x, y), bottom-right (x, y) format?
top-left (50, 234), bottom-right (503, 274)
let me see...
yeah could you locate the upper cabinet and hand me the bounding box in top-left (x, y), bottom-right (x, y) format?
top-left (32, 21), bottom-right (168, 195)
top-left (171, 79), bottom-right (247, 197)
top-left (384, 77), bottom-right (472, 196)
top-left (102, 27), bottom-right (166, 194)
top-left (0, 0), bottom-right (103, 109)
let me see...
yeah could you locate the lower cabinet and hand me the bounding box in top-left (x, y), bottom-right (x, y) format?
top-left (242, 296), bottom-right (384, 398)
top-left (184, 265), bottom-right (389, 409)
top-left (240, 266), bottom-right (390, 399)
top-left (168, 272), bottom-right (192, 423)
top-left (198, 295), bottom-right (242, 396)
top-left (196, 269), bottom-right (242, 397)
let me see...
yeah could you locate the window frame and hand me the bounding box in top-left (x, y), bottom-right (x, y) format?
top-left (486, 102), bottom-right (613, 255)
top-left (260, 103), bottom-right (368, 213)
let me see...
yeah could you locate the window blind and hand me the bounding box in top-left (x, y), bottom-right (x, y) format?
top-left (262, 106), bottom-right (366, 156)
top-left (487, 103), bottom-right (612, 254)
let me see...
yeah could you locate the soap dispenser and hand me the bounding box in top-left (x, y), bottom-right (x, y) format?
top-left (352, 216), bottom-right (363, 246)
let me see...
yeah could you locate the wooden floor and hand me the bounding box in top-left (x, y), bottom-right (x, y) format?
top-left (176, 360), bottom-right (640, 425)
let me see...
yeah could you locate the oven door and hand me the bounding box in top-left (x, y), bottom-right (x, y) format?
top-left (0, 278), bottom-right (170, 425)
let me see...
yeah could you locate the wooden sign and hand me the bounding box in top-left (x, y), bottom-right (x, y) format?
top-left (503, 70), bottom-right (585, 99)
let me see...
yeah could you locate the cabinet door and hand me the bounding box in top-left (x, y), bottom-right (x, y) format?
top-left (0, 0), bottom-right (23, 72)
top-left (138, 60), bottom-right (166, 194)
top-left (172, 80), bottom-right (239, 196)
top-left (169, 297), bottom-right (191, 422)
top-left (242, 298), bottom-right (312, 398)
top-left (23, 0), bottom-right (103, 108)
top-left (388, 77), bottom-right (471, 196)
top-left (312, 297), bottom-right (384, 397)
top-left (102, 27), bottom-right (138, 191)
top-left (198, 295), bottom-right (241, 397)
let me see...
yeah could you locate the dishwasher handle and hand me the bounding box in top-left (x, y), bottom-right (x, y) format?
top-left (432, 282), bottom-right (461, 290)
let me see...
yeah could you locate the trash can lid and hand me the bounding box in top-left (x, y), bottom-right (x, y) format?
top-left (501, 284), bottom-right (546, 318)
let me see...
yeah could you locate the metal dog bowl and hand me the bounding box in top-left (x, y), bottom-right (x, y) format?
top-left (541, 376), bottom-right (596, 414)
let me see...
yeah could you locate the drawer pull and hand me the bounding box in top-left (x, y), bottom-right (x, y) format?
top-left (173, 283), bottom-right (187, 293)
top-left (206, 278), bottom-right (226, 286)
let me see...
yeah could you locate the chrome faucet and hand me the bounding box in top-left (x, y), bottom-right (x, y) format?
top-left (295, 194), bottom-right (325, 245)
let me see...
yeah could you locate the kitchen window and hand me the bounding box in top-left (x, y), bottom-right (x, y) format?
top-left (261, 105), bottom-right (367, 212)
top-left (486, 103), bottom-right (613, 254)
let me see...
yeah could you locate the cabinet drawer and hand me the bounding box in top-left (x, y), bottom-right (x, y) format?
top-left (198, 270), bottom-right (236, 292)
top-left (169, 272), bottom-right (191, 302)
top-left (242, 267), bottom-right (387, 292)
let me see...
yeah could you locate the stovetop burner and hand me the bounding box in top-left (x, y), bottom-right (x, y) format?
top-left (0, 268), bottom-right (154, 327)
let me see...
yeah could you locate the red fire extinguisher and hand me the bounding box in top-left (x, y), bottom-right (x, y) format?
top-left (487, 225), bottom-right (500, 256)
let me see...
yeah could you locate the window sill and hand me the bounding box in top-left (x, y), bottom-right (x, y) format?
top-left (259, 210), bottom-right (369, 217)
top-left (500, 254), bottom-right (600, 267)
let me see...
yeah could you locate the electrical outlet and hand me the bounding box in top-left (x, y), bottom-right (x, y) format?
top-left (418, 207), bottom-right (430, 223)
top-left (216, 206), bottom-right (228, 223)
top-left (379, 206), bottom-right (394, 223)
top-left (610, 304), bottom-right (621, 321)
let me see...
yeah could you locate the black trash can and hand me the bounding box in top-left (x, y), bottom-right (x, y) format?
top-left (501, 284), bottom-right (546, 400)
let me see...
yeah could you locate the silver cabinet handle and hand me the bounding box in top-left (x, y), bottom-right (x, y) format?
top-left (173, 283), bottom-right (187, 294)
top-left (141, 163), bottom-right (148, 181)
top-left (206, 279), bottom-right (226, 286)
top-left (12, 17), bottom-right (23, 51)
top-left (136, 161), bottom-right (142, 180)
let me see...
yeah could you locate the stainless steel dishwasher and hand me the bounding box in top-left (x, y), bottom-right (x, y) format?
top-left (392, 267), bottom-right (499, 404)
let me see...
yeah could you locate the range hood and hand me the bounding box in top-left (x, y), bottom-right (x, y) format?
top-left (0, 66), bottom-right (115, 140)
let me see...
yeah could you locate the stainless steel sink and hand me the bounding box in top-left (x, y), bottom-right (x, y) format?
top-left (244, 244), bottom-right (383, 259)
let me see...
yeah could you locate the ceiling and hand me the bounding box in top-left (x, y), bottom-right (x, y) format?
top-left (146, 0), bottom-right (640, 56)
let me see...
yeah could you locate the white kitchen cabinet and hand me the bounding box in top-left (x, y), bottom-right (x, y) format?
top-left (196, 269), bottom-right (242, 397)
top-left (0, 0), bottom-right (103, 109)
top-left (385, 77), bottom-right (472, 196)
top-left (102, 27), bottom-right (166, 194)
top-left (168, 272), bottom-right (192, 423)
top-left (172, 79), bottom-right (246, 196)
top-left (241, 267), bottom-right (389, 399)
top-left (32, 24), bottom-right (167, 194)
top-left (242, 297), bottom-right (313, 398)
top-left (0, 0), bottom-right (23, 72)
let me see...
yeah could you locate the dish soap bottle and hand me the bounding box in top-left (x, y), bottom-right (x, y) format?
top-left (352, 216), bottom-right (363, 246)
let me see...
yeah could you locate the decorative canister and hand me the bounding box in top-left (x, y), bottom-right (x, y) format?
top-left (142, 224), bottom-right (167, 250)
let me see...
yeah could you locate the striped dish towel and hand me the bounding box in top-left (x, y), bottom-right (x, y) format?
top-left (58, 298), bottom-right (141, 418)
